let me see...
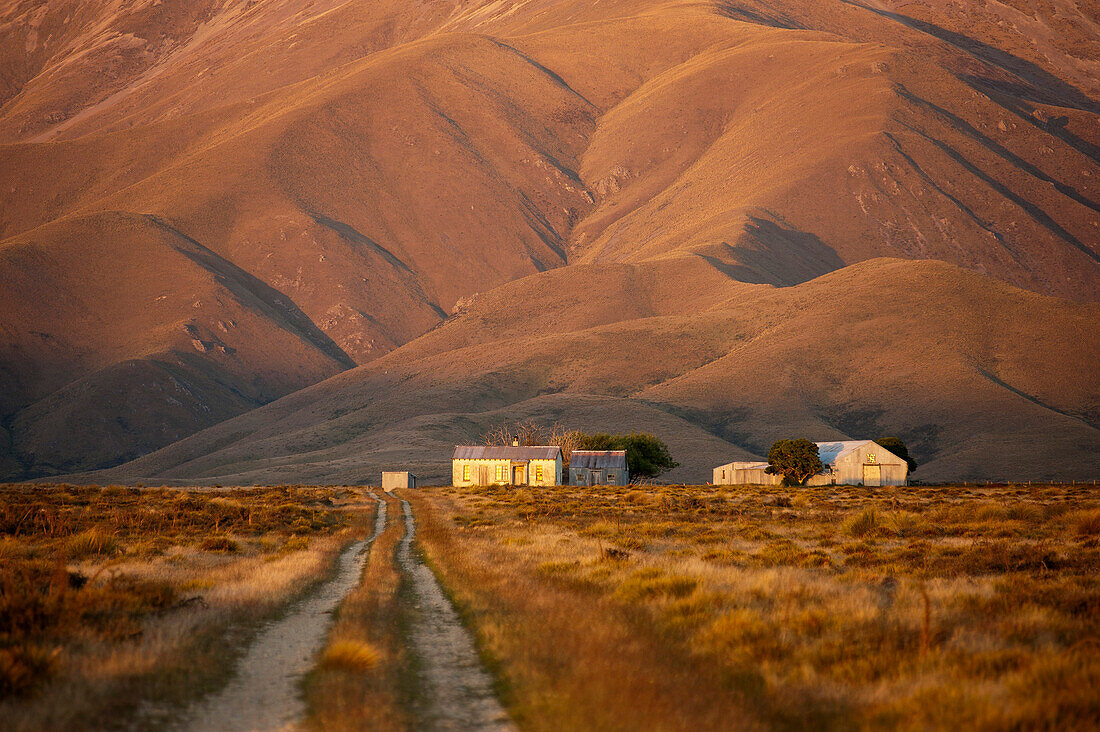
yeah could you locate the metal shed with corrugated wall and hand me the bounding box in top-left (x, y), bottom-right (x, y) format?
top-left (713, 440), bottom-right (908, 486)
top-left (569, 450), bottom-right (629, 486)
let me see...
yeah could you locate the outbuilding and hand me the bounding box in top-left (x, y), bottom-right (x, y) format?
top-left (713, 440), bottom-right (908, 486)
top-left (452, 445), bottom-right (562, 487)
top-left (569, 450), bottom-right (629, 486)
top-left (381, 471), bottom-right (417, 490)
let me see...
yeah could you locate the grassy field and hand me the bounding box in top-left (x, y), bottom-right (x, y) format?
top-left (3, 482), bottom-right (1097, 730)
top-left (408, 482), bottom-right (1100, 730)
top-left (0, 484), bottom-right (373, 730)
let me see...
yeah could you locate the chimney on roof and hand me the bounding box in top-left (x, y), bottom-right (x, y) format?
top-left (512, 438), bottom-right (519, 446)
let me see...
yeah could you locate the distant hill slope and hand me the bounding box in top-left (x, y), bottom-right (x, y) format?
top-left (1, 0), bottom-right (1097, 478)
top-left (92, 258), bottom-right (1100, 485)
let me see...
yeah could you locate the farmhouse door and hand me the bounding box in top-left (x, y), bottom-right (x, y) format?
top-left (513, 465), bottom-right (526, 485)
top-left (863, 464), bottom-right (882, 487)
top-left (479, 465), bottom-right (489, 486)
top-left (590, 470), bottom-right (603, 484)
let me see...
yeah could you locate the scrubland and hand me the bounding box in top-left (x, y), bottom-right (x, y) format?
top-left (409, 483), bottom-right (1100, 730)
top-left (0, 484), bottom-right (372, 730)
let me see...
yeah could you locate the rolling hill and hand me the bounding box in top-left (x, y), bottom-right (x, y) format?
top-left (93, 257), bottom-right (1100, 484)
top-left (1, 0), bottom-right (1097, 480)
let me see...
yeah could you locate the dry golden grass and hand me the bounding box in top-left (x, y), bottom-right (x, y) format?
top-left (409, 482), bottom-right (1100, 730)
top-left (303, 492), bottom-right (412, 732)
top-left (0, 483), bottom-right (371, 730)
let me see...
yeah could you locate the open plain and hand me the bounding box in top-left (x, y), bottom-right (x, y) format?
top-left (2, 0), bottom-right (1099, 726)
top-left (2, 481), bottom-right (1098, 729)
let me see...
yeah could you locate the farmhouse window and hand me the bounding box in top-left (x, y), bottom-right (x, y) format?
top-left (535, 465), bottom-right (544, 481)
top-left (463, 464), bottom-right (471, 481)
top-left (607, 473), bottom-right (616, 481)
top-left (496, 464), bottom-right (504, 482)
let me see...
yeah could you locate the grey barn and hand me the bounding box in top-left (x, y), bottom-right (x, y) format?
top-left (713, 440), bottom-right (908, 487)
top-left (569, 450), bottom-right (629, 486)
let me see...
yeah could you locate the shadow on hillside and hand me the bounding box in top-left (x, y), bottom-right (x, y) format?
top-left (895, 84), bottom-right (1100, 214)
top-left (696, 217), bottom-right (845, 286)
top-left (840, 0), bottom-right (1100, 114)
top-left (715, 3), bottom-right (805, 30)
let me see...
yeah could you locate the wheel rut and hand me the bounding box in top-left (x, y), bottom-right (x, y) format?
top-left (174, 493), bottom-right (387, 732)
top-left (396, 495), bottom-right (514, 731)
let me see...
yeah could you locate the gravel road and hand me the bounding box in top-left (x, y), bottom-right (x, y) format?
top-left (397, 496), bottom-right (514, 731)
top-left (175, 494), bottom-right (387, 732)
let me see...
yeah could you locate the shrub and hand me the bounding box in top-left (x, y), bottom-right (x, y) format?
top-left (199, 536), bottom-right (240, 553)
top-left (281, 536), bottom-right (310, 553)
top-left (0, 644), bottom-right (59, 698)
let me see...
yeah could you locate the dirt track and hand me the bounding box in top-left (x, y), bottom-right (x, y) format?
top-left (175, 494), bottom-right (387, 732)
top-left (397, 496), bottom-right (514, 731)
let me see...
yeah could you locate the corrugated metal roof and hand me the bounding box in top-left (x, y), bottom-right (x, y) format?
top-left (719, 441), bottom-right (896, 473)
top-left (452, 445), bottom-right (561, 460)
top-left (570, 450), bottom-right (627, 469)
top-left (815, 440), bottom-right (873, 466)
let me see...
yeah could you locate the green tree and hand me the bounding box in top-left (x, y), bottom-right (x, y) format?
top-left (765, 439), bottom-right (823, 486)
top-left (875, 437), bottom-right (917, 472)
top-left (574, 431), bottom-right (679, 479)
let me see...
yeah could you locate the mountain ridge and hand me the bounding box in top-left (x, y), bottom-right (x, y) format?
top-left (1, 0), bottom-right (1097, 479)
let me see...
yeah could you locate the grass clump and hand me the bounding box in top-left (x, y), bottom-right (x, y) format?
top-left (64, 527), bottom-right (118, 558)
top-left (320, 640), bottom-right (381, 672)
top-left (613, 568), bottom-right (697, 602)
top-left (843, 508), bottom-right (880, 537)
top-left (1073, 509), bottom-right (1100, 536)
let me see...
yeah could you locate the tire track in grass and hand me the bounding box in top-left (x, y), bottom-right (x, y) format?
top-left (176, 493), bottom-right (387, 732)
top-left (396, 496), bottom-right (514, 731)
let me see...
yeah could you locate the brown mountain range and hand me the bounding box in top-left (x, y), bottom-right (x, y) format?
top-left (1, 0), bottom-right (1097, 481)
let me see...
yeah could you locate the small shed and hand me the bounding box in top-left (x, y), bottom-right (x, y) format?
top-left (713, 461), bottom-right (779, 486)
top-left (381, 471), bottom-right (417, 490)
top-left (570, 450), bottom-right (629, 486)
top-left (452, 445), bottom-right (562, 487)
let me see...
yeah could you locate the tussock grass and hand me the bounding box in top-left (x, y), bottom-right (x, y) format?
top-left (1073, 509), bottom-right (1100, 536)
top-left (320, 640), bottom-right (382, 671)
top-left (0, 483), bottom-right (365, 730)
top-left (410, 482), bottom-right (1100, 729)
top-left (843, 507), bottom-right (879, 537)
top-left (64, 527), bottom-right (119, 558)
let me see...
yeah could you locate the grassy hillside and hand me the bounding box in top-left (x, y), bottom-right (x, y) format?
top-left (1, 0), bottom-right (1097, 478)
top-left (93, 258), bottom-right (1100, 484)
